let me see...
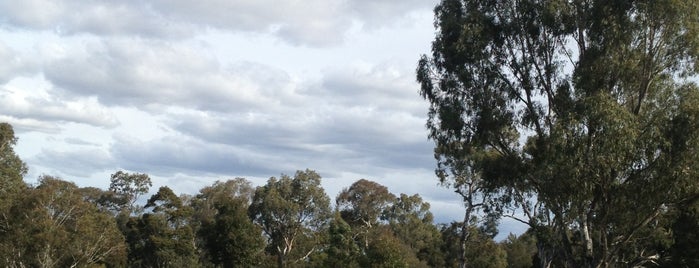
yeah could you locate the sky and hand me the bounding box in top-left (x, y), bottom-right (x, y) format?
top-left (0, 0), bottom-right (526, 238)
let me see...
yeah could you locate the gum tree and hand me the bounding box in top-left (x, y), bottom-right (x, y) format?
top-left (417, 0), bottom-right (699, 267)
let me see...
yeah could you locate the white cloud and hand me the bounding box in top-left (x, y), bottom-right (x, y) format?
top-left (0, 115), bottom-right (61, 133)
top-left (0, 77), bottom-right (119, 129)
top-left (0, 42), bottom-right (38, 83)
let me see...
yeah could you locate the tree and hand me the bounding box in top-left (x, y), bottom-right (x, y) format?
top-left (249, 169), bottom-right (332, 268)
top-left (440, 222), bottom-right (507, 268)
top-left (418, 0), bottom-right (699, 266)
top-left (3, 176), bottom-right (126, 267)
top-left (384, 193), bottom-right (444, 267)
top-left (125, 186), bottom-right (198, 267)
top-left (106, 171), bottom-right (152, 214)
top-left (662, 197), bottom-right (699, 267)
top-left (502, 232), bottom-right (537, 268)
top-left (323, 213), bottom-right (361, 268)
top-left (336, 179), bottom-right (396, 249)
top-left (361, 226), bottom-right (425, 268)
top-left (0, 123), bottom-right (27, 197)
top-left (195, 178), bottom-right (264, 267)
top-left (0, 122), bottom-right (28, 265)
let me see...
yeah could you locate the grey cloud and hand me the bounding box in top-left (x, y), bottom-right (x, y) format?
top-left (33, 148), bottom-right (115, 178)
top-left (64, 137), bottom-right (100, 146)
top-left (162, 71), bottom-right (434, 178)
top-left (43, 40), bottom-right (295, 112)
top-left (110, 134), bottom-right (280, 178)
top-left (315, 64), bottom-right (429, 117)
top-left (0, 0), bottom-right (192, 38)
top-left (0, 0), bottom-right (433, 47)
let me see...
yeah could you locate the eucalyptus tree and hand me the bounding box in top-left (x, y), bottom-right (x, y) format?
top-left (0, 122), bottom-right (27, 264)
top-left (4, 176), bottom-right (126, 267)
top-left (249, 169), bottom-right (332, 268)
top-left (106, 171), bottom-right (152, 215)
top-left (125, 186), bottom-right (198, 267)
top-left (336, 179), bottom-right (396, 249)
top-left (384, 193), bottom-right (444, 267)
top-left (323, 213), bottom-right (361, 268)
top-left (417, 0), bottom-right (699, 267)
top-left (194, 178), bottom-right (264, 267)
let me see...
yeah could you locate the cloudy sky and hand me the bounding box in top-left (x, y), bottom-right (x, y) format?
top-left (1, 0), bottom-right (525, 237)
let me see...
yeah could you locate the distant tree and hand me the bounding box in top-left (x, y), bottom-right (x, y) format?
top-left (0, 122), bottom-right (28, 265)
top-left (440, 222), bottom-right (506, 268)
top-left (502, 232), bottom-right (537, 268)
top-left (418, 0), bottom-right (699, 266)
top-left (4, 176), bottom-right (126, 267)
top-left (361, 226), bottom-right (425, 268)
top-left (106, 171), bottom-right (152, 214)
top-left (0, 123), bottom-right (27, 197)
top-left (126, 186), bottom-right (197, 267)
top-left (249, 169), bottom-right (332, 268)
top-left (195, 178), bottom-right (264, 267)
top-left (384, 193), bottom-right (444, 267)
top-left (323, 213), bottom-right (361, 268)
top-left (336, 179), bottom-right (396, 249)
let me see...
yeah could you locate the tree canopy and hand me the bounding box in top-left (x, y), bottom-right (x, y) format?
top-left (418, 0), bottom-right (699, 267)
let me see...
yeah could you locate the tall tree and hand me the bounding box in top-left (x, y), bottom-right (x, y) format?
top-left (0, 122), bottom-right (28, 265)
top-left (249, 169), bottom-right (332, 268)
top-left (417, 0), bottom-right (699, 267)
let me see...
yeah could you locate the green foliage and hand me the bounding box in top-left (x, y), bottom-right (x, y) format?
top-left (440, 222), bottom-right (506, 268)
top-left (0, 123), bottom-right (28, 266)
top-left (126, 186), bottom-right (197, 267)
top-left (361, 227), bottom-right (425, 268)
top-left (418, 0), bottom-right (699, 266)
top-left (336, 179), bottom-right (396, 250)
top-left (502, 232), bottom-right (537, 268)
top-left (385, 193), bottom-right (444, 267)
top-left (249, 169), bottom-right (332, 268)
top-left (2, 176), bottom-right (126, 267)
top-left (324, 213), bottom-right (361, 268)
top-left (107, 171), bottom-right (152, 214)
top-left (196, 178), bottom-right (264, 267)
top-left (662, 198), bottom-right (699, 267)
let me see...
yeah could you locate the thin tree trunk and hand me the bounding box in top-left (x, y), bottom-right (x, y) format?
top-left (459, 206), bottom-right (471, 268)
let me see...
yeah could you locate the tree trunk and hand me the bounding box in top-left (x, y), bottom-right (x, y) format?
top-left (459, 200), bottom-right (473, 268)
top-left (277, 252), bottom-right (284, 268)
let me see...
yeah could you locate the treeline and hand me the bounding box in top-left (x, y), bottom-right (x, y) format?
top-left (0, 122), bottom-right (534, 268)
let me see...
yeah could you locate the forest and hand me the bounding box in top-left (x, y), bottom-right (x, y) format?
top-left (1, 122), bottom-right (531, 268)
